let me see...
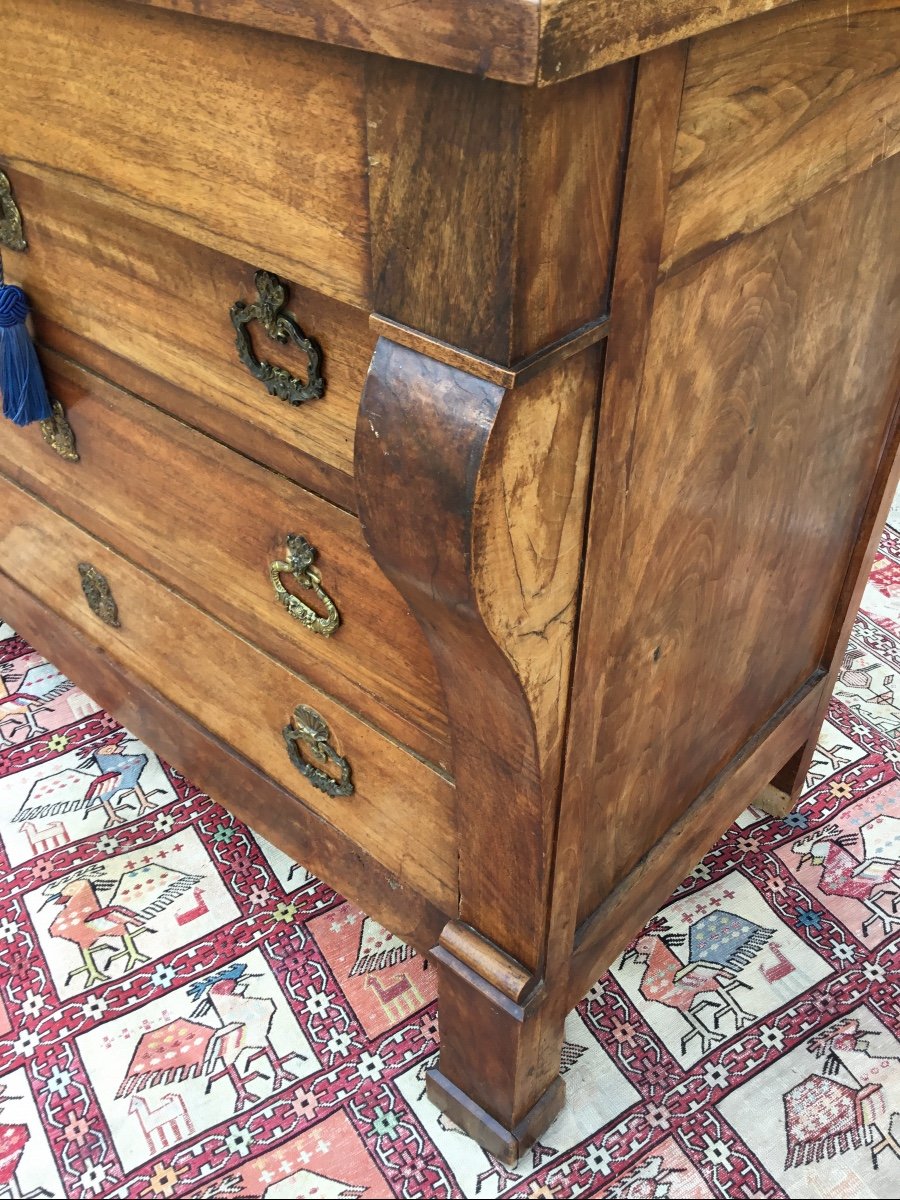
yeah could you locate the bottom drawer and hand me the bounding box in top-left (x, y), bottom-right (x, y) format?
top-left (0, 475), bottom-right (457, 910)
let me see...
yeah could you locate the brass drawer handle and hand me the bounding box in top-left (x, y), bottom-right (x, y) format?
top-left (0, 170), bottom-right (26, 251)
top-left (230, 270), bottom-right (325, 407)
top-left (78, 563), bottom-right (120, 627)
top-left (283, 704), bottom-right (354, 798)
top-left (269, 534), bottom-right (339, 637)
top-left (41, 399), bottom-right (79, 461)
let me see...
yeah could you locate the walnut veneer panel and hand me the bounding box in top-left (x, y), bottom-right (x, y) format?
top-left (0, 476), bottom-right (457, 910)
top-left (367, 62), bottom-right (631, 362)
top-left (0, 351), bottom-right (449, 768)
top-left (0, 0), bottom-right (370, 309)
top-left (660, 0), bottom-right (900, 277)
top-left (3, 169), bottom-right (369, 510)
top-left (575, 156), bottom-right (900, 924)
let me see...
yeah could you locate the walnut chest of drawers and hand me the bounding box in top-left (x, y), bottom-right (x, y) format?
top-left (1, 0), bottom-right (898, 1163)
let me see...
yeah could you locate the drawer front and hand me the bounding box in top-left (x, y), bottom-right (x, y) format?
top-left (3, 169), bottom-right (371, 509)
top-left (0, 476), bottom-right (457, 910)
top-left (0, 351), bottom-right (450, 769)
top-left (0, 0), bottom-right (370, 311)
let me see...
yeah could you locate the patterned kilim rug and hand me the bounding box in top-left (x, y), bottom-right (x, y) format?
top-left (2, 499), bottom-right (900, 1200)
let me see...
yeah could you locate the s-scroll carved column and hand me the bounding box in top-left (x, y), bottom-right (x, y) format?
top-left (359, 50), bottom-right (630, 1159)
top-left (356, 337), bottom-right (602, 1160)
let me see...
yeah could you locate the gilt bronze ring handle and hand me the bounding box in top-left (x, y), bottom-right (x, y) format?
top-left (269, 534), bottom-right (340, 637)
top-left (283, 704), bottom-right (354, 798)
top-left (230, 270), bottom-right (325, 407)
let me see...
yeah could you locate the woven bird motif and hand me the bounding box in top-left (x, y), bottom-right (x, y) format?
top-left (687, 911), bottom-right (775, 972)
top-left (622, 911), bottom-right (773, 1056)
top-left (792, 822), bottom-right (900, 936)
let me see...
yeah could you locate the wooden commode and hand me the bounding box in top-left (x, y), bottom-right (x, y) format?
top-left (1, 0), bottom-right (898, 1163)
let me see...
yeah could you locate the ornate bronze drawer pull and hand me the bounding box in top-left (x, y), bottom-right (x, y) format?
top-left (0, 170), bottom-right (26, 251)
top-left (283, 704), bottom-right (354, 798)
top-left (41, 399), bottom-right (79, 461)
top-left (78, 563), bottom-right (120, 627)
top-left (230, 270), bottom-right (325, 407)
top-left (269, 534), bottom-right (339, 637)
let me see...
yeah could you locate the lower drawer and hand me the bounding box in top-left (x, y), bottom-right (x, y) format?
top-left (0, 475), bottom-right (457, 911)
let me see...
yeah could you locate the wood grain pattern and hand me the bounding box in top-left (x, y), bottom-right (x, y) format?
top-left (0, 474), bottom-right (457, 909)
top-left (427, 939), bottom-right (565, 1165)
top-left (544, 40), bottom-right (689, 1015)
top-left (2, 169), bottom-right (368, 509)
top-left (473, 349), bottom-right (601, 788)
top-left (0, 351), bottom-right (450, 768)
top-left (512, 64), bottom-right (633, 357)
top-left (660, 0), bottom-right (900, 277)
top-left (121, 0), bottom-right (819, 85)
top-left (777, 351), bottom-right (900, 805)
top-left (357, 340), bottom-right (601, 968)
top-left (0, 0), bottom-right (370, 309)
top-left (438, 923), bottom-right (534, 1003)
top-left (572, 154), bottom-right (900, 928)
top-left (122, 0), bottom-right (542, 84)
top-left (358, 344), bottom-right (545, 967)
top-left (0, 575), bottom-right (448, 957)
top-left (368, 314), bottom-right (611, 389)
top-left (540, 0), bottom-right (806, 82)
top-left (367, 59), bottom-right (630, 363)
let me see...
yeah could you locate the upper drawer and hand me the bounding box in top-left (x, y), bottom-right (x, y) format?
top-left (1, 351), bottom-right (450, 770)
top-left (2, 167), bottom-right (370, 512)
top-left (0, 0), bottom-right (371, 311)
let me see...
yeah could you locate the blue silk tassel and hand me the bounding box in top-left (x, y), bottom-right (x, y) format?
top-left (0, 257), bottom-right (52, 427)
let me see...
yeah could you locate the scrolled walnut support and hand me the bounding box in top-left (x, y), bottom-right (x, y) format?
top-left (356, 336), bottom-right (601, 1157)
top-left (356, 337), bottom-right (599, 969)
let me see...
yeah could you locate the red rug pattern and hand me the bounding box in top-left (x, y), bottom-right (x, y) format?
top-left (2, 501), bottom-right (900, 1198)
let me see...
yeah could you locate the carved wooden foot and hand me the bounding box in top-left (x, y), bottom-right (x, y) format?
top-left (427, 923), bottom-right (566, 1166)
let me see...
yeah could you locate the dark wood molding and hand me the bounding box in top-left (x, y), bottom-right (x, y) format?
top-left (123, 0), bottom-right (543, 84)
top-left (120, 0), bottom-right (818, 85)
top-left (356, 339), bottom-right (550, 968)
top-left (368, 314), bottom-right (611, 388)
top-left (355, 336), bottom-right (603, 1156)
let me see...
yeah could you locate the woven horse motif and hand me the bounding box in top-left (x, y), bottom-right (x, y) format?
top-left (117, 963), bottom-right (305, 1116)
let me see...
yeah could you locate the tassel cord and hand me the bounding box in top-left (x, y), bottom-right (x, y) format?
top-left (0, 249), bottom-right (53, 427)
